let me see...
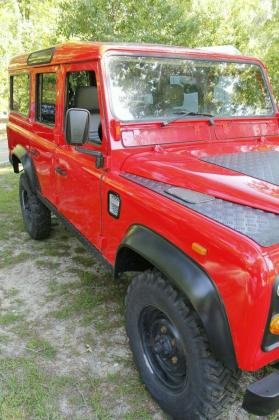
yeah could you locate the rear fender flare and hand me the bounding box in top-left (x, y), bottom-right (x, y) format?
top-left (12, 145), bottom-right (39, 193)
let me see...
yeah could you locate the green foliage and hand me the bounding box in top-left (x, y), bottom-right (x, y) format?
top-left (57, 0), bottom-right (189, 43)
top-left (1, 0), bottom-right (279, 109)
top-left (0, 0), bottom-right (60, 110)
top-left (52, 0), bottom-right (279, 101)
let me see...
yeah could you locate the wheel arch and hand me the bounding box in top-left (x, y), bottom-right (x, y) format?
top-left (115, 224), bottom-right (237, 369)
top-left (11, 145), bottom-right (39, 193)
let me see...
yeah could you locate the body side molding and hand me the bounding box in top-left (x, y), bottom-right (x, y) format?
top-left (115, 224), bottom-right (237, 369)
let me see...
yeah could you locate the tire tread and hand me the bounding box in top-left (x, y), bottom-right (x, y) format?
top-left (19, 173), bottom-right (51, 240)
top-left (125, 269), bottom-right (240, 419)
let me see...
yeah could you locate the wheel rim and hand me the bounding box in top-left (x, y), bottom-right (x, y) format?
top-left (139, 306), bottom-right (187, 392)
top-left (21, 189), bottom-right (31, 220)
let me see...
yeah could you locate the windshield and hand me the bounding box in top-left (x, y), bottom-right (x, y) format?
top-left (105, 55), bottom-right (274, 122)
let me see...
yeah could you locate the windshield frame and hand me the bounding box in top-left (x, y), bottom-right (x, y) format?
top-left (103, 52), bottom-right (276, 123)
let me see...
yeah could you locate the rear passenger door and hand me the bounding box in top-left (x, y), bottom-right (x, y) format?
top-left (54, 62), bottom-right (106, 249)
top-left (31, 68), bottom-right (58, 203)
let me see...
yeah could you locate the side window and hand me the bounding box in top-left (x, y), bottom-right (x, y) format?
top-left (36, 73), bottom-right (56, 125)
top-left (66, 71), bottom-right (101, 143)
top-left (10, 73), bottom-right (30, 116)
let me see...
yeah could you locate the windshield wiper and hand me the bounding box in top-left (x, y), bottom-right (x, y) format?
top-left (161, 111), bottom-right (215, 127)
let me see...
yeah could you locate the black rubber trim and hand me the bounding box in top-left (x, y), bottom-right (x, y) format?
top-left (242, 371), bottom-right (279, 416)
top-left (115, 224), bottom-right (237, 369)
top-left (12, 146), bottom-right (39, 193)
top-left (262, 276), bottom-right (279, 351)
top-left (38, 194), bottom-right (112, 273)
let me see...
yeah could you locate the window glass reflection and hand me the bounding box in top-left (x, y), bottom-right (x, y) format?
top-left (11, 73), bottom-right (29, 116)
top-left (106, 56), bottom-right (273, 121)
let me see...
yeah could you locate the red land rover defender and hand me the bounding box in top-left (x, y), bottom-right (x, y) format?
top-left (7, 42), bottom-right (279, 418)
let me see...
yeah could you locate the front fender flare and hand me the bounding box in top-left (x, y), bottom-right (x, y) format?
top-left (115, 225), bottom-right (237, 369)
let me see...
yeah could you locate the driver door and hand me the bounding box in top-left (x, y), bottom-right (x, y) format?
top-left (54, 61), bottom-right (106, 250)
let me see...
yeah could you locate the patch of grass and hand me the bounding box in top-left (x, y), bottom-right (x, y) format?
top-left (0, 169), bottom-right (20, 218)
top-left (0, 333), bottom-right (10, 344)
top-left (0, 250), bottom-right (32, 269)
top-left (48, 271), bottom-right (126, 329)
top-left (72, 255), bottom-right (95, 267)
top-left (74, 246), bottom-right (87, 254)
top-left (81, 332), bottom-right (97, 349)
top-left (47, 266), bottom-right (127, 332)
top-left (124, 409), bottom-right (153, 420)
top-left (93, 312), bottom-right (124, 333)
top-left (4, 288), bottom-right (19, 298)
top-left (41, 247), bottom-right (69, 257)
top-left (66, 266), bottom-right (84, 275)
top-left (86, 377), bottom-right (111, 419)
top-left (0, 357), bottom-right (70, 419)
top-left (50, 287), bottom-right (101, 320)
top-left (0, 313), bottom-right (23, 326)
top-left (11, 320), bottom-right (34, 340)
top-left (105, 371), bottom-right (160, 419)
top-left (12, 298), bottom-right (24, 307)
top-left (26, 337), bottom-right (57, 359)
top-left (60, 233), bottom-right (71, 241)
top-left (35, 259), bottom-right (61, 270)
top-left (47, 279), bottom-right (61, 294)
top-left (78, 270), bottom-right (93, 286)
top-left (47, 279), bottom-right (80, 297)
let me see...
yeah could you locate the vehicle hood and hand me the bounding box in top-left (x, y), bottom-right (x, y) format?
top-left (121, 143), bottom-right (279, 215)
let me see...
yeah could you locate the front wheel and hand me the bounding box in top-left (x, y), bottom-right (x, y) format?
top-left (125, 270), bottom-right (239, 419)
top-left (19, 173), bottom-right (51, 240)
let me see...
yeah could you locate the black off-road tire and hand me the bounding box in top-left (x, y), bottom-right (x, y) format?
top-left (19, 173), bottom-right (51, 240)
top-left (125, 270), bottom-right (240, 419)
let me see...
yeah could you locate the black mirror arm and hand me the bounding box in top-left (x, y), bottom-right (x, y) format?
top-left (75, 146), bottom-right (104, 169)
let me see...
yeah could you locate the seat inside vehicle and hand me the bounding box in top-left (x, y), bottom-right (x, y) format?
top-left (76, 86), bottom-right (101, 143)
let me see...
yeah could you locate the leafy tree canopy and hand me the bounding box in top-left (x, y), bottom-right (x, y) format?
top-left (0, 0), bottom-right (279, 109)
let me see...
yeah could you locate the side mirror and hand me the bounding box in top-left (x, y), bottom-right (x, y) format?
top-left (65, 108), bottom-right (90, 145)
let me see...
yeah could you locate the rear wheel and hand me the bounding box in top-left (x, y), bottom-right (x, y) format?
top-left (19, 173), bottom-right (51, 240)
top-left (125, 270), bottom-right (239, 419)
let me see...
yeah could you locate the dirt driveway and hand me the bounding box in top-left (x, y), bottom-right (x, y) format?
top-left (0, 166), bottom-right (274, 419)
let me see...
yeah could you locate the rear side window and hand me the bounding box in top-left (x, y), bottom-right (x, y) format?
top-left (10, 73), bottom-right (30, 116)
top-left (36, 73), bottom-right (57, 125)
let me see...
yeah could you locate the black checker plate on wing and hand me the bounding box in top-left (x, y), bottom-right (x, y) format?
top-left (122, 172), bottom-right (279, 247)
top-left (202, 151), bottom-right (279, 186)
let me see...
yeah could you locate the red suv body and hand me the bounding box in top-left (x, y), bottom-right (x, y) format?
top-left (7, 42), bottom-right (279, 418)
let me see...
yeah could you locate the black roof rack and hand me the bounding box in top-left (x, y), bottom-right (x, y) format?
top-left (27, 47), bottom-right (55, 66)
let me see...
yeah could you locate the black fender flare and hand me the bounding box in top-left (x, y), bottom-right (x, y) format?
top-left (11, 145), bottom-right (39, 193)
top-left (115, 225), bottom-right (237, 369)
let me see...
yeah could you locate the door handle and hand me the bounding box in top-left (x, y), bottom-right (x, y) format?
top-left (55, 166), bottom-right (67, 176)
